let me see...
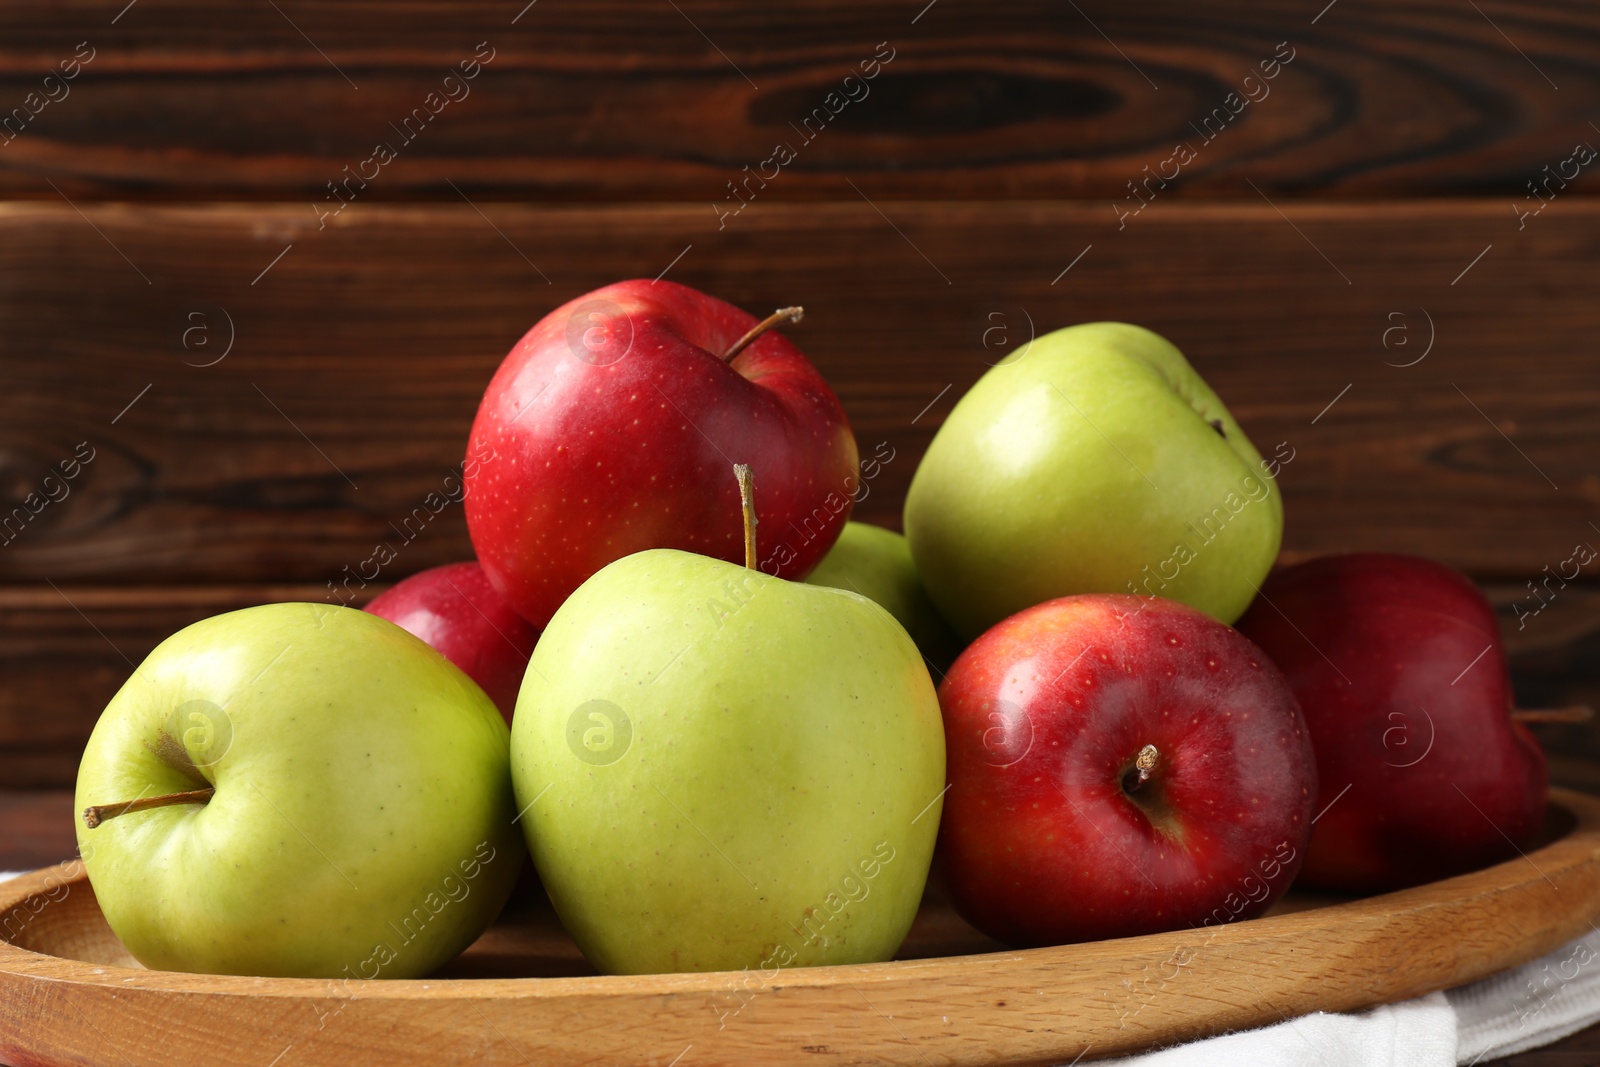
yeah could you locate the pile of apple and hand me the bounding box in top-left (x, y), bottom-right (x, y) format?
top-left (73, 281), bottom-right (1553, 981)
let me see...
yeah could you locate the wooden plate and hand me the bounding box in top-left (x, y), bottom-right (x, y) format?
top-left (4, 788), bottom-right (1600, 1067)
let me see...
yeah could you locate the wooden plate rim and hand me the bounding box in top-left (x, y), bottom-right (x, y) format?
top-left (3, 788), bottom-right (1599, 1065)
top-left (2, 788), bottom-right (1597, 999)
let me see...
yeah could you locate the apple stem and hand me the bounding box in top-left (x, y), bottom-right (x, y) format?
top-left (82, 787), bottom-right (215, 829)
top-left (1124, 744), bottom-right (1160, 793)
top-left (734, 463), bottom-right (758, 570)
top-left (722, 307), bottom-right (804, 362)
top-left (1511, 705), bottom-right (1594, 725)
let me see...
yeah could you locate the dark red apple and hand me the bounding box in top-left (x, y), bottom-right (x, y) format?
top-left (937, 594), bottom-right (1315, 946)
top-left (465, 280), bottom-right (859, 628)
top-left (1236, 553), bottom-right (1547, 893)
top-left (365, 562), bottom-right (538, 723)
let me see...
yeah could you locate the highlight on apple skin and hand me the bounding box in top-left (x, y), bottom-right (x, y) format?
top-left (903, 322), bottom-right (1283, 640)
top-left (935, 593), bottom-right (1316, 947)
top-left (74, 603), bottom-right (526, 979)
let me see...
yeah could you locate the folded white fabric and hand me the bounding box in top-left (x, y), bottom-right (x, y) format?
top-left (1103, 992), bottom-right (1456, 1067)
top-left (1450, 929), bottom-right (1600, 1064)
top-left (1102, 931), bottom-right (1600, 1066)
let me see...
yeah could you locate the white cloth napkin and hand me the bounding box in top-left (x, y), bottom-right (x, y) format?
top-left (1105, 929), bottom-right (1600, 1066)
top-left (1104, 992), bottom-right (1456, 1066)
top-left (1107, 991), bottom-right (1459, 1067)
top-left (1449, 928), bottom-right (1600, 1064)
top-left (2, 872), bottom-right (1594, 1064)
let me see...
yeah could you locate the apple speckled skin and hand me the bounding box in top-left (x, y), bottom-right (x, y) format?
top-left (365, 561), bottom-right (539, 723)
top-left (937, 595), bottom-right (1315, 947)
top-left (74, 603), bottom-right (525, 979)
top-left (511, 548), bottom-right (945, 975)
top-left (1236, 553), bottom-right (1548, 893)
top-left (904, 322), bottom-right (1282, 638)
top-left (465, 280), bottom-right (859, 630)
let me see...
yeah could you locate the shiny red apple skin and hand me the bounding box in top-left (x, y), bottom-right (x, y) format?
top-left (364, 562), bottom-right (538, 724)
top-left (1236, 553), bottom-right (1547, 893)
top-left (937, 594), bottom-right (1316, 947)
top-left (465, 280), bottom-right (859, 628)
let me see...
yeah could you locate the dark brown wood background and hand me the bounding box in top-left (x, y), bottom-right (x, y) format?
top-left (1, 2), bottom-right (1598, 1060)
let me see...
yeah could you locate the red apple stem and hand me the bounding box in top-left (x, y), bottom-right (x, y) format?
top-left (734, 463), bottom-right (758, 570)
top-left (1511, 705), bottom-right (1593, 725)
top-left (1123, 744), bottom-right (1160, 793)
top-left (82, 787), bottom-right (215, 829)
top-left (722, 307), bottom-right (804, 362)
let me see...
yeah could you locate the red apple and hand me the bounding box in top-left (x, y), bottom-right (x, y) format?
top-left (365, 562), bottom-right (538, 724)
top-left (937, 594), bottom-right (1315, 947)
top-left (465, 280), bottom-right (859, 628)
top-left (1236, 553), bottom-right (1547, 893)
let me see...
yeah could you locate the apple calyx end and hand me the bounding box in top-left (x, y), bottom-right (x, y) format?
top-left (734, 464), bottom-right (758, 570)
top-left (81, 787), bottom-right (216, 830)
top-left (722, 306), bottom-right (804, 362)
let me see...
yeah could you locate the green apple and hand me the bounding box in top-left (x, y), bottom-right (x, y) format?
top-left (74, 602), bottom-right (524, 979)
top-left (511, 548), bottom-right (946, 975)
top-left (904, 322), bottom-right (1282, 638)
top-left (805, 521), bottom-right (963, 671)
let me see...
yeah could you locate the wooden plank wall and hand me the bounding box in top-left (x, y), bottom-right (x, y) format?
top-left (1, 1), bottom-right (1598, 795)
top-left (1, 1), bottom-right (1596, 199)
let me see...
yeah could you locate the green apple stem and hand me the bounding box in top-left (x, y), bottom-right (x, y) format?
top-left (722, 307), bottom-right (804, 362)
top-left (82, 787), bottom-right (215, 829)
top-left (734, 463), bottom-right (758, 570)
top-left (1511, 705), bottom-right (1593, 724)
top-left (1123, 744), bottom-right (1160, 794)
